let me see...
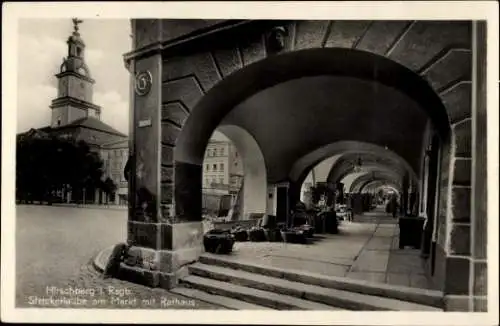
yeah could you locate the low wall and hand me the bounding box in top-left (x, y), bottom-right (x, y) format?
top-left (212, 219), bottom-right (260, 230)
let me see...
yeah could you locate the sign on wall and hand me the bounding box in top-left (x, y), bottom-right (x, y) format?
top-left (134, 71), bottom-right (152, 96)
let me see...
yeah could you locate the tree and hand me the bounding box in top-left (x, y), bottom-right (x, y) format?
top-left (16, 135), bottom-right (105, 204)
top-left (101, 177), bottom-right (117, 204)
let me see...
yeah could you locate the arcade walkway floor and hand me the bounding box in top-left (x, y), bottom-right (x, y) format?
top-left (228, 207), bottom-right (431, 290)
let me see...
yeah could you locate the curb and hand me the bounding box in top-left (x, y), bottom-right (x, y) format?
top-left (52, 204), bottom-right (128, 211)
top-left (92, 245), bottom-right (114, 273)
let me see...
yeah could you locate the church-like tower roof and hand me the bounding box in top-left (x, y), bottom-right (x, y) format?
top-left (59, 18), bottom-right (92, 79)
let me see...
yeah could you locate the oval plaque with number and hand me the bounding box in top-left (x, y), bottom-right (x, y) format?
top-left (134, 71), bottom-right (152, 96)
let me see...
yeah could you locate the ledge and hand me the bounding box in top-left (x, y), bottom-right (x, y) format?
top-left (123, 20), bottom-right (283, 66)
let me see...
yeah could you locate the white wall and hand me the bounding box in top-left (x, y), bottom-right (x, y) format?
top-left (217, 125), bottom-right (268, 219)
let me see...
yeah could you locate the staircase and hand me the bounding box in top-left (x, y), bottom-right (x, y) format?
top-left (172, 253), bottom-right (444, 311)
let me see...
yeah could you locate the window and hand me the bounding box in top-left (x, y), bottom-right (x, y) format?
top-left (220, 148), bottom-right (224, 156)
top-left (219, 163), bottom-right (224, 171)
top-left (212, 149), bottom-right (217, 157)
top-left (219, 178), bottom-right (224, 184)
top-left (213, 164), bottom-right (217, 171)
top-left (205, 178), bottom-right (209, 186)
top-left (205, 164), bottom-right (209, 172)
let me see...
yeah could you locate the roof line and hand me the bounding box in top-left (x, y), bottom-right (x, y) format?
top-left (101, 138), bottom-right (129, 146)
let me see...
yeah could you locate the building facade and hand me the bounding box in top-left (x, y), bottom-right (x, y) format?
top-left (202, 140), bottom-right (243, 194)
top-left (100, 139), bottom-right (129, 205)
top-left (16, 19), bottom-right (128, 205)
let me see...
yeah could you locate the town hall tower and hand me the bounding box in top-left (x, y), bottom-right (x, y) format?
top-left (50, 18), bottom-right (101, 127)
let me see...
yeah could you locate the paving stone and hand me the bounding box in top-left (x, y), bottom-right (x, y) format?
top-left (387, 252), bottom-right (426, 274)
top-left (410, 274), bottom-right (431, 289)
top-left (386, 273), bottom-right (411, 287)
top-left (365, 237), bottom-right (393, 250)
top-left (391, 236), bottom-right (400, 249)
top-left (373, 227), bottom-right (396, 237)
top-left (346, 271), bottom-right (387, 284)
top-left (259, 255), bottom-right (349, 278)
top-left (350, 250), bottom-right (390, 272)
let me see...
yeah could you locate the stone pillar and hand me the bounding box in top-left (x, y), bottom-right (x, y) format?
top-left (117, 19), bottom-right (180, 288)
top-left (124, 19), bottom-right (207, 289)
top-left (266, 185), bottom-right (278, 216)
top-left (440, 21), bottom-right (484, 312)
top-left (470, 20), bottom-right (487, 312)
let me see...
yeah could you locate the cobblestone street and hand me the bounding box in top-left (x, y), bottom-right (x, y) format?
top-left (15, 205), bottom-right (223, 309)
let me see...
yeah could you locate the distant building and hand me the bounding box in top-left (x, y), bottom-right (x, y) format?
top-left (16, 19), bottom-right (127, 205)
top-left (203, 140), bottom-right (243, 195)
top-left (100, 139), bottom-right (129, 205)
top-left (201, 140), bottom-right (243, 216)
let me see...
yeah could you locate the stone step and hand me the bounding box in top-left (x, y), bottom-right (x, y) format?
top-left (188, 263), bottom-right (441, 311)
top-left (181, 275), bottom-right (344, 310)
top-left (171, 287), bottom-right (274, 310)
top-left (199, 253), bottom-right (444, 309)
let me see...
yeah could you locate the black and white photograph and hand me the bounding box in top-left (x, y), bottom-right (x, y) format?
top-left (2, 2), bottom-right (498, 324)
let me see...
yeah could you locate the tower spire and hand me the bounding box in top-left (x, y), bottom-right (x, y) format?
top-left (72, 17), bottom-right (83, 35)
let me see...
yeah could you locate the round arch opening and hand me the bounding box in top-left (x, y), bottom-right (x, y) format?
top-left (173, 48), bottom-right (452, 221)
top-left (215, 125), bottom-right (268, 220)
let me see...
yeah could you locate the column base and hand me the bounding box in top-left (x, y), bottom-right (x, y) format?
top-left (116, 245), bottom-right (202, 289)
top-left (443, 294), bottom-right (472, 311)
top-left (116, 263), bottom-right (190, 289)
top-left (117, 221), bottom-right (204, 289)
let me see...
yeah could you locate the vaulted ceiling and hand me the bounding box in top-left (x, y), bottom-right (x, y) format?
top-left (222, 75), bottom-right (429, 183)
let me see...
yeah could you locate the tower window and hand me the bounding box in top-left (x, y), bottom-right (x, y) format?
top-left (57, 119), bottom-right (61, 126)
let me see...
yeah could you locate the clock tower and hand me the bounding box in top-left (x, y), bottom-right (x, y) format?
top-left (50, 18), bottom-right (101, 128)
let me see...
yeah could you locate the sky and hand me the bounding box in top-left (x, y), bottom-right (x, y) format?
top-left (16, 18), bottom-right (227, 141)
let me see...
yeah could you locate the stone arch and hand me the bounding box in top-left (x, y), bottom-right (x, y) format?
top-left (287, 141), bottom-right (418, 206)
top-left (174, 47), bottom-right (451, 167)
top-left (216, 124), bottom-right (267, 219)
top-left (289, 141), bottom-right (418, 183)
top-left (125, 20), bottom-right (479, 297)
top-left (349, 171), bottom-right (402, 193)
top-left (326, 152), bottom-right (413, 186)
top-left (361, 180), bottom-right (402, 194)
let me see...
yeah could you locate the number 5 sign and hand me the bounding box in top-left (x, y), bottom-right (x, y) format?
top-left (134, 71), bottom-right (152, 96)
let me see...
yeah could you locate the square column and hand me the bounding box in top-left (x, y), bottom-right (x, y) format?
top-left (439, 21), bottom-right (486, 312)
top-left (118, 19), bottom-right (204, 289)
